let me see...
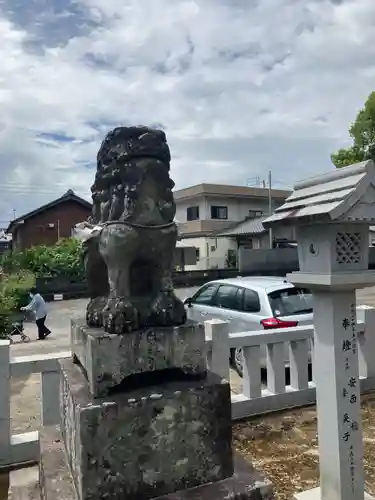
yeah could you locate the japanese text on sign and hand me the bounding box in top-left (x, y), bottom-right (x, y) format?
top-left (340, 304), bottom-right (361, 494)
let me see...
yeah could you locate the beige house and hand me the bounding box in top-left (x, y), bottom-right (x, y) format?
top-left (174, 183), bottom-right (291, 270)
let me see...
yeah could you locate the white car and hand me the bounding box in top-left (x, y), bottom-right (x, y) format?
top-left (184, 276), bottom-right (313, 376)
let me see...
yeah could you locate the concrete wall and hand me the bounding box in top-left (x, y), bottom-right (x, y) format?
top-left (239, 247), bottom-right (299, 274)
top-left (175, 195), bottom-right (285, 226)
top-left (175, 198), bottom-right (207, 223)
top-left (178, 219), bottom-right (234, 235)
top-left (181, 236), bottom-right (237, 270)
top-left (239, 246), bottom-right (375, 274)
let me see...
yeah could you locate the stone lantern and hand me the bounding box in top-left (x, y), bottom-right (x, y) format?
top-left (263, 160), bottom-right (375, 500)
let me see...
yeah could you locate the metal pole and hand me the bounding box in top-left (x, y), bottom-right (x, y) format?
top-left (268, 170), bottom-right (273, 248)
top-left (57, 220), bottom-right (60, 241)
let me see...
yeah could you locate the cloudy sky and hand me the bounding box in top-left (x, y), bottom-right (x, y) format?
top-left (0, 0), bottom-right (374, 226)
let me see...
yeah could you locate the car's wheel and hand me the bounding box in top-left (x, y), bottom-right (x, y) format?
top-left (233, 347), bottom-right (244, 377)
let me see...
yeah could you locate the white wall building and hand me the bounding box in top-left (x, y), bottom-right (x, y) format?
top-left (174, 183), bottom-right (291, 270)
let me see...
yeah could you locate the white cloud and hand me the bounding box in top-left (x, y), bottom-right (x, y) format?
top-left (0, 0), bottom-right (375, 223)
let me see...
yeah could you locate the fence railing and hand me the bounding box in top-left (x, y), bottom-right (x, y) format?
top-left (1, 305), bottom-right (375, 468)
top-left (206, 305), bottom-right (375, 419)
top-left (0, 345), bottom-right (70, 468)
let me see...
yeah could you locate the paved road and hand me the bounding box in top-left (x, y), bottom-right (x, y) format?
top-left (10, 285), bottom-right (375, 358)
top-left (11, 287), bottom-right (199, 357)
top-left (9, 285), bottom-right (375, 399)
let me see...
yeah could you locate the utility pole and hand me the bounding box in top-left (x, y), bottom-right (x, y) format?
top-left (268, 170), bottom-right (273, 248)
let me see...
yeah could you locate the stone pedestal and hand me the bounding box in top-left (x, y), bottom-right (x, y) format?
top-left (60, 359), bottom-right (233, 500)
top-left (71, 319), bottom-right (206, 397)
top-left (38, 320), bottom-right (276, 500)
top-left (39, 426), bottom-right (274, 500)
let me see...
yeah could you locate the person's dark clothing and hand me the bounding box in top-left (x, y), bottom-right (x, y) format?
top-left (36, 316), bottom-right (51, 340)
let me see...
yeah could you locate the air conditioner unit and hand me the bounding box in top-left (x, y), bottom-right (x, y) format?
top-left (48, 223), bottom-right (55, 229)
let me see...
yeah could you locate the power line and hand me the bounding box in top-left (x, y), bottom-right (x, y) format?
top-left (0, 182), bottom-right (89, 189)
top-left (272, 179), bottom-right (293, 189)
top-left (0, 186), bottom-right (89, 195)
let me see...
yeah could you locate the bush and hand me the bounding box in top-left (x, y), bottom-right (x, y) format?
top-left (0, 238), bottom-right (84, 279)
top-left (0, 271), bottom-right (35, 338)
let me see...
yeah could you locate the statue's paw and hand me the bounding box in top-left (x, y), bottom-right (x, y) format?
top-left (86, 310), bottom-right (102, 328)
top-left (150, 292), bottom-right (186, 326)
top-left (103, 297), bottom-right (139, 334)
top-left (86, 298), bottom-right (105, 328)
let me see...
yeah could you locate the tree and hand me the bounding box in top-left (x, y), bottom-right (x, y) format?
top-left (331, 92), bottom-right (375, 168)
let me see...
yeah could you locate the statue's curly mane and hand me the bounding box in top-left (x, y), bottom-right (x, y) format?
top-left (83, 125), bottom-right (185, 333)
top-left (90, 126), bottom-right (175, 225)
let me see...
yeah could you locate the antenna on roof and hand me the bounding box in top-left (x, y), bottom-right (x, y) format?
top-left (246, 177), bottom-right (261, 187)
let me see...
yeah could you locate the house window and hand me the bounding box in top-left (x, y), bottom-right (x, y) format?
top-left (248, 210), bottom-right (263, 218)
top-left (196, 248), bottom-right (200, 260)
top-left (187, 206), bottom-right (199, 221)
top-left (211, 206), bottom-right (228, 220)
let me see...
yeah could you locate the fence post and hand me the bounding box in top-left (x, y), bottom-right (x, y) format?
top-left (356, 305), bottom-right (375, 379)
top-left (40, 370), bottom-right (61, 426)
top-left (205, 320), bottom-right (230, 381)
top-left (0, 340), bottom-right (10, 466)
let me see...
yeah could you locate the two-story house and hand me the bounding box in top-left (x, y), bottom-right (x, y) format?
top-left (174, 183), bottom-right (291, 269)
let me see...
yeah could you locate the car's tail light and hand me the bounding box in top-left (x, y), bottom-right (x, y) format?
top-left (261, 317), bottom-right (298, 329)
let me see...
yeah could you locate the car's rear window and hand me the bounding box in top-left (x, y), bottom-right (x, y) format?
top-left (268, 287), bottom-right (313, 317)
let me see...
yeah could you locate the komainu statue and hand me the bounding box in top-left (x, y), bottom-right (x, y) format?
top-left (74, 126), bottom-right (186, 334)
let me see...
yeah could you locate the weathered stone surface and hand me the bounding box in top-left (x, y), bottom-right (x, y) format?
top-left (39, 426), bottom-right (76, 500)
top-left (74, 126), bottom-right (186, 334)
top-left (60, 359), bottom-right (233, 500)
top-left (154, 453), bottom-right (274, 500)
top-left (39, 426), bottom-right (273, 500)
top-left (71, 318), bottom-right (206, 397)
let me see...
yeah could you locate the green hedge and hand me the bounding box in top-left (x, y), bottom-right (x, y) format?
top-left (0, 239), bottom-right (84, 337)
top-left (0, 271), bottom-right (35, 338)
top-left (0, 238), bottom-right (84, 279)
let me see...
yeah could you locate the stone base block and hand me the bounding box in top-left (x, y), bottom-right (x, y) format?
top-left (71, 318), bottom-right (206, 397)
top-left (294, 487), bottom-right (374, 500)
top-left (40, 426), bottom-right (274, 500)
top-left (39, 426), bottom-right (77, 500)
top-left (60, 359), bottom-right (233, 500)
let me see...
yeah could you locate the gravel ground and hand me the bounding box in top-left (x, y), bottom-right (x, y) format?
top-left (233, 392), bottom-right (375, 500)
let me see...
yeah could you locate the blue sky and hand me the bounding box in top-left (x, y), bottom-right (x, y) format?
top-left (1, 0), bottom-right (375, 225)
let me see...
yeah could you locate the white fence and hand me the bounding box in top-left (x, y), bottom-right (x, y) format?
top-left (0, 347), bottom-right (70, 468)
top-left (1, 305), bottom-right (375, 468)
top-left (207, 305), bottom-right (375, 419)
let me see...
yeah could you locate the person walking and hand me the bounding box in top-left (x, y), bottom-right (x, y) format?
top-left (21, 287), bottom-right (51, 340)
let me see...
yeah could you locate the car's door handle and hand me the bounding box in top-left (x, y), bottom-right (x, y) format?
top-left (201, 312), bottom-right (208, 316)
top-left (228, 317), bottom-right (234, 320)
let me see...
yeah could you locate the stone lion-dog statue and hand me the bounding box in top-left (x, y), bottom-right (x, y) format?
top-left (74, 126), bottom-right (186, 334)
